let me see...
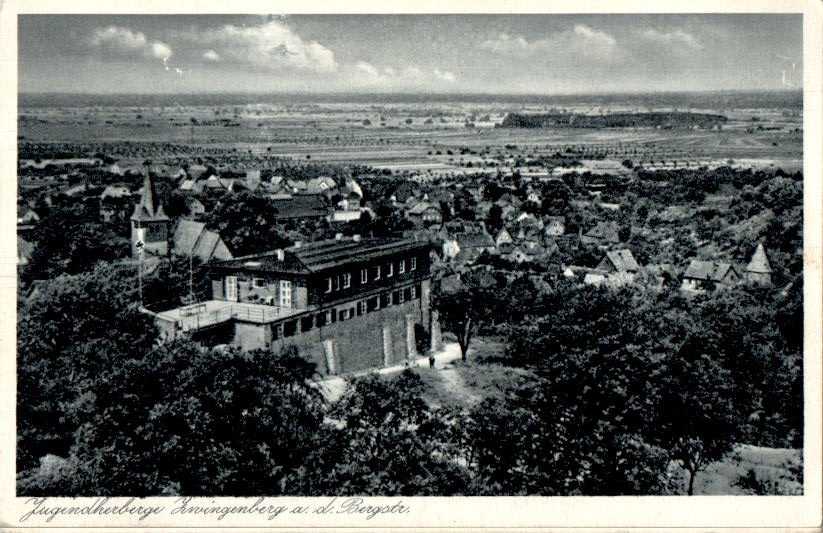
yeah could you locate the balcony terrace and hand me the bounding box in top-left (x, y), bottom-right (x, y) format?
top-left (153, 300), bottom-right (300, 332)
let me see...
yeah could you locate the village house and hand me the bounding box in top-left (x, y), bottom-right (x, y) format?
top-left (17, 236), bottom-right (33, 267)
top-left (100, 185), bottom-right (131, 200)
top-left (406, 201), bottom-right (443, 227)
top-left (184, 197), bottom-right (206, 217)
top-left (495, 227), bottom-right (514, 247)
top-left (152, 236), bottom-right (436, 375)
top-left (680, 260), bottom-right (742, 293)
top-left (172, 219), bottom-right (233, 263)
top-left (581, 221), bottom-right (622, 247)
top-left (584, 249), bottom-right (641, 286)
top-left (17, 207), bottom-right (41, 237)
top-left (543, 216), bottom-right (565, 237)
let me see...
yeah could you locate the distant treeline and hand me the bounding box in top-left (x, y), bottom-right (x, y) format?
top-left (499, 112), bottom-right (728, 129)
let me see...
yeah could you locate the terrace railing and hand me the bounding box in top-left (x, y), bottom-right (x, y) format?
top-left (170, 302), bottom-right (291, 332)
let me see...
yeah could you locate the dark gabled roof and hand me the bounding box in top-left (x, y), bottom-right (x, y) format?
top-left (456, 230), bottom-right (494, 249)
top-left (270, 194), bottom-right (329, 220)
top-left (605, 249), bottom-right (640, 272)
top-left (584, 222), bottom-right (620, 243)
top-left (683, 259), bottom-right (739, 282)
top-left (211, 237), bottom-right (430, 275)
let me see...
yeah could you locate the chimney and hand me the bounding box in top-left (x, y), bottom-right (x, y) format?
top-left (335, 233), bottom-right (344, 241)
top-left (352, 234), bottom-right (362, 242)
top-left (275, 249), bottom-right (285, 261)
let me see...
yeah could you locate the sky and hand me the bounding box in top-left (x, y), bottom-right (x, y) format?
top-left (18, 14), bottom-right (803, 94)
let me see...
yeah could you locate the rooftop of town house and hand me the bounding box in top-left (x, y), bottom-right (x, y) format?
top-left (683, 259), bottom-right (738, 281)
top-left (210, 237), bottom-right (431, 275)
top-left (604, 249), bottom-right (641, 272)
top-left (153, 300), bottom-right (302, 332)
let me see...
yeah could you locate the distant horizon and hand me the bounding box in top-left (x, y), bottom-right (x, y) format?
top-left (18, 88), bottom-right (804, 97)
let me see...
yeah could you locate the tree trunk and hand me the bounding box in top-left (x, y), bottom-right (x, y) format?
top-left (687, 468), bottom-right (696, 496)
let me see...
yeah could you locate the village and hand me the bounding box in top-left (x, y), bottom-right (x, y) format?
top-left (15, 92), bottom-right (804, 499)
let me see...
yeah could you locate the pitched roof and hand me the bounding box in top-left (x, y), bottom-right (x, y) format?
top-left (408, 201), bottom-right (439, 216)
top-left (747, 243), bottom-right (772, 273)
top-left (173, 219), bottom-right (232, 262)
top-left (131, 172), bottom-right (169, 222)
top-left (270, 194), bottom-right (329, 219)
top-left (584, 222), bottom-right (621, 243)
top-left (605, 249), bottom-right (640, 272)
top-left (17, 236), bottom-right (33, 260)
top-left (684, 259), bottom-right (739, 282)
top-left (456, 230), bottom-right (494, 249)
top-left (211, 237), bottom-right (429, 275)
top-left (173, 220), bottom-right (207, 255)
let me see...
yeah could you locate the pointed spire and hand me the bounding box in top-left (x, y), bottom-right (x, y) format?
top-left (747, 243), bottom-right (772, 273)
top-left (131, 166), bottom-right (168, 221)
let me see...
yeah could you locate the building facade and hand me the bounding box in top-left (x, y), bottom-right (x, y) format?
top-left (154, 236), bottom-right (437, 375)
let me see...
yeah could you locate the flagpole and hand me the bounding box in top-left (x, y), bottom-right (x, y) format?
top-left (137, 240), bottom-right (144, 307)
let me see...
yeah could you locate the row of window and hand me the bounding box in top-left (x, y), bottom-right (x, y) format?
top-left (325, 256), bottom-right (417, 294)
top-left (228, 276), bottom-right (291, 307)
top-left (273, 284), bottom-right (418, 340)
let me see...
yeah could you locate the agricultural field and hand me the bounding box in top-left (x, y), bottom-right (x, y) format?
top-left (18, 91), bottom-right (803, 176)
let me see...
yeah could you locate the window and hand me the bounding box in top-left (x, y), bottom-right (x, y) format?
top-left (339, 308), bottom-right (349, 321)
top-left (253, 278), bottom-right (265, 288)
top-left (325, 277), bottom-right (332, 293)
top-left (411, 257), bottom-right (417, 271)
top-left (410, 285), bottom-right (417, 299)
top-left (399, 259), bottom-right (406, 274)
top-left (367, 296), bottom-right (380, 312)
top-left (382, 292), bottom-right (391, 308)
top-left (280, 280), bottom-right (292, 308)
top-left (398, 289), bottom-right (405, 303)
top-left (283, 320), bottom-right (297, 337)
top-left (334, 276), bottom-right (340, 291)
top-left (273, 323), bottom-right (283, 340)
top-left (343, 272), bottom-right (351, 288)
top-left (387, 262), bottom-right (393, 277)
top-left (225, 276), bottom-right (238, 302)
top-left (357, 301), bottom-right (366, 316)
top-left (301, 315), bottom-right (314, 331)
top-left (325, 310), bottom-right (333, 324)
top-left (316, 312), bottom-right (327, 327)
top-left (361, 268), bottom-right (368, 284)
top-left (374, 265), bottom-right (381, 280)
top-left (403, 287), bottom-right (411, 301)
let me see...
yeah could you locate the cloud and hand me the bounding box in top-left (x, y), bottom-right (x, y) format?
top-left (203, 49), bottom-right (221, 62)
top-left (88, 25), bottom-right (177, 72)
top-left (480, 25), bottom-right (618, 60)
top-left (151, 41), bottom-right (173, 70)
top-left (88, 26), bottom-right (148, 52)
top-left (195, 20), bottom-right (337, 73)
top-left (434, 69), bottom-right (456, 83)
top-left (572, 24), bottom-right (616, 47)
top-left (343, 62), bottom-right (456, 90)
top-left (640, 28), bottom-right (702, 50)
top-left (151, 42), bottom-right (172, 61)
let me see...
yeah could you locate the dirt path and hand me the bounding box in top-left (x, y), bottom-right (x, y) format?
top-left (437, 366), bottom-right (482, 406)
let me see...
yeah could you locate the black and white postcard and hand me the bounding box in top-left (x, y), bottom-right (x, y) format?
top-left (1, 1), bottom-right (821, 531)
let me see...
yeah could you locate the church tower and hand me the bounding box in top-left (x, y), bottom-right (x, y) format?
top-left (131, 167), bottom-right (170, 258)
